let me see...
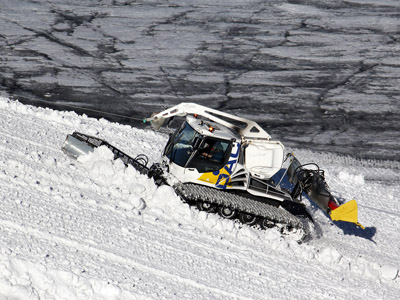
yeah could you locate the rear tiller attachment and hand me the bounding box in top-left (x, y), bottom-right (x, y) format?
top-left (287, 155), bottom-right (364, 229)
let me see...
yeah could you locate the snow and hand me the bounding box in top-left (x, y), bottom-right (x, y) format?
top-left (0, 97), bottom-right (400, 299)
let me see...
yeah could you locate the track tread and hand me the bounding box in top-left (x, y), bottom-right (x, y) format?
top-left (174, 183), bottom-right (304, 230)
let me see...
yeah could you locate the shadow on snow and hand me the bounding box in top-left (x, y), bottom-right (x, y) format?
top-left (334, 221), bottom-right (377, 242)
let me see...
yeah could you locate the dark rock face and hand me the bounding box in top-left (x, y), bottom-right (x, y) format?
top-left (1, 0), bottom-right (399, 161)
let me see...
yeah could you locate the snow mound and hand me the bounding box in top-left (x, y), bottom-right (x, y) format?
top-left (338, 171), bottom-right (365, 185)
top-left (380, 264), bottom-right (399, 281)
top-left (77, 146), bottom-right (147, 211)
top-left (317, 247), bottom-right (342, 265)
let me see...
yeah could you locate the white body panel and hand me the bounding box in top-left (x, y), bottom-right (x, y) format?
top-left (245, 141), bottom-right (285, 180)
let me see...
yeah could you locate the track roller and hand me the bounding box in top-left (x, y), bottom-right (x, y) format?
top-left (238, 212), bottom-right (258, 226)
top-left (218, 206), bottom-right (237, 219)
top-left (196, 201), bottom-right (217, 213)
top-left (260, 218), bottom-right (275, 229)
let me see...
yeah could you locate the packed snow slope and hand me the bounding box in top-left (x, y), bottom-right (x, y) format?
top-left (0, 97), bottom-right (399, 299)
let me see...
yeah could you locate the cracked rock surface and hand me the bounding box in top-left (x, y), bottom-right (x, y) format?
top-left (1, 0), bottom-right (399, 161)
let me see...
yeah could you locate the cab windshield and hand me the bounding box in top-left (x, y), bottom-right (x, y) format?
top-left (165, 122), bottom-right (232, 173)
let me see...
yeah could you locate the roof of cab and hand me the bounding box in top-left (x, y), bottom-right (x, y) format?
top-left (186, 115), bottom-right (240, 141)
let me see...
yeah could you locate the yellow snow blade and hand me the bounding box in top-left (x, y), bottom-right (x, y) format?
top-left (330, 200), bottom-right (365, 229)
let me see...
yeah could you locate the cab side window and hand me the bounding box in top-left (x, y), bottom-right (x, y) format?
top-left (188, 138), bottom-right (231, 172)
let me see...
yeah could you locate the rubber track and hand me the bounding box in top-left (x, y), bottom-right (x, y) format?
top-left (174, 183), bottom-right (303, 230)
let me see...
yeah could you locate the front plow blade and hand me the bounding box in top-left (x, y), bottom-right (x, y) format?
top-left (62, 132), bottom-right (151, 176)
top-left (62, 134), bottom-right (94, 159)
top-left (330, 200), bottom-right (365, 229)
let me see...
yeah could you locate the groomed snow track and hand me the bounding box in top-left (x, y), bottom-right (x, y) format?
top-left (0, 98), bottom-right (399, 299)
